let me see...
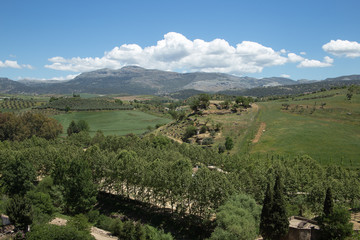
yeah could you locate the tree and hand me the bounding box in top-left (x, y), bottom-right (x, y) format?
top-left (260, 176), bottom-right (289, 240)
top-left (67, 120), bottom-right (79, 136)
top-left (6, 195), bottom-right (33, 232)
top-left (260, 183), bottom-right (273, 240)
top-left (183, 126), bottom-right (197, 140)
top-left (323, 187), bottom-right (333, 216)
top-left (77, 120), bottom-right (90, 132)
top-left (67, 120), bottom-right (90, 136)
top-left (63, 158), bottom-right (97, 213)
top-left (1, 155), bottom-right (36, 196)
top-left (270, 175), bottom-right (289, 239)
top-left (198, 94), bottom-right (210, 109)
top-left (225, 136), bottom-right (234, 151)
top-left (318, 206), bottom-right (353, 240)
top-left (346, 92), bottom-right (353, 101)
top-left (210, 194), bottom-right (261, 240)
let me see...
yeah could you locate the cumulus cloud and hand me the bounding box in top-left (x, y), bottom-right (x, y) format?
top-left (287, 53), bottom-right (304, 63)
top-left (297, 56), bottom-right (333, 68)
top-left (0, 60), bottom-right (33, 69)
top-left (323, 39), bottom-right (360, 58)
top-left (45, 32), bottom-right (290, 75)
top-left (45, 32), bottom-right (333, 74)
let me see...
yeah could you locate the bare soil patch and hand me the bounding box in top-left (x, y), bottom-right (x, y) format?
top-left (252, 122), bottom-right (266, 143)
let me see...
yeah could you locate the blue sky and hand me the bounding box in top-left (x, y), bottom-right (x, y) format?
top-left (1, 0), bottom-right (360, 81)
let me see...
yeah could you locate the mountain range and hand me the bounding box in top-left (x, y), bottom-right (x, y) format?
top-left (0, 66), bottom-right (359, 96)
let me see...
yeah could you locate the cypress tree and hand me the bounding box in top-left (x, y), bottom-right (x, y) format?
top-left (270, 175), bottom-right (289, 239)
top-left (323, 187), bottom-right (333, 216)
top-left (260, 182), bottom-right (273, 240)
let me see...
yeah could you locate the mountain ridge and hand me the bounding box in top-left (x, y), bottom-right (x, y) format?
top-left (0, 66), bottom-right (359, 95)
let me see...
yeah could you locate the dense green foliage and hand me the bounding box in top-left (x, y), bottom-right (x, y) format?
top-left (38, 97), bottom-right (134, 111)
top-left (0, 108), bottom-right (359, 239)
top-left (6, 195), bottom-right (33, 231)
top-left (67, 120), bottom-right (90, 136)
top-left (210, 194), bottom-right (261, 240)
top-left (260, 176), bottom-right (289, 240)
top-left (318, 207), bottom-right (353, 240)
top-left (0, 112), bottom-right (62, 141)
top-left (27, 223), bottom-right (95, 240)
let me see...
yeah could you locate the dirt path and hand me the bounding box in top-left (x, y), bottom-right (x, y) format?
top-left (49, 218), bottom-right (116, 240)
top-left (252, 122), bottom-right (266, 143)
top-left (351, 212), bottom-right (360, 231)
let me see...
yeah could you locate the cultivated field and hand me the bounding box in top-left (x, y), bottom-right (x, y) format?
top-left (249, 89), bottom-right (360, 167)
top-left (53, 110), bottom-right (171, 136)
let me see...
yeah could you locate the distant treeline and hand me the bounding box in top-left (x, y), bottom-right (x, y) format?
top-left (37, 97), bottom-right (134, 111)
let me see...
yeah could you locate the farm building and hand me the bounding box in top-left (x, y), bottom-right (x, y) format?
top-left (284, 216), bottom-right (320, 240)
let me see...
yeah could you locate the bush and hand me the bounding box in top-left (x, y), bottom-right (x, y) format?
top-left (200, 125), bottom-right (208, 134)
top-left (87, 210), bottom-right (100, 224)
top-left (27, 224), bottom-right (94, 240)
top-left (225, 137), bottom-right (234, 150)
top-left (96, 214), bottom-right (114, 232)
top-left (202, 137), bottom-right (214, 145)
top-left (183, 126), bottom-right (197, 140)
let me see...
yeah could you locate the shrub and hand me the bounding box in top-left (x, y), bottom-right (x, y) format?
top-left (202, 137), bottom-right (214, 145)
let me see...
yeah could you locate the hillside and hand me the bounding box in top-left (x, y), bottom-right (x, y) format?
top-left (0, 66), bottom-right (297, 95)
top-left (1, 67), bottom-right (360, 96)
top-left (220, 75), bottom-right (360, 97)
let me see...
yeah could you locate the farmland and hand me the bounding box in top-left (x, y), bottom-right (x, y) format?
top-left (53, 110), bottom-right (171, 136)
top-left (249, 89), bottom-right (360, 167)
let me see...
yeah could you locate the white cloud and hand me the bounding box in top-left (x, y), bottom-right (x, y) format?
top-left (19, 73), bottom-right (79, 81)
top-left (50, 73), bottom-right (80, 80)
top-left (0, 60), bottom-right (33, 69)
top-left (45, 32), bottom-right (335, 74)
top-left (287, 53), bottom-right (304, 63)
top-left (300, 52), bottom-right (306, 55)
top-left (0, 60), bottom-right (21, 68)
top-left (323, 39), bottom-right (360, 58)
top-left (281, 74), bottom-right (291, 78)
top-left (297, 56), bottom-right (333, 68)
top-left (45, 32), bottom-right (290, 75)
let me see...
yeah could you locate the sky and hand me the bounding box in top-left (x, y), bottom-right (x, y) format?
top-left (1, 0), bottom-right (360, 81)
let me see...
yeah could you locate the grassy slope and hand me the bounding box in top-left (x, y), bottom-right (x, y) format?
top-left (195, 102), bottom-right (259, 154)
top-left (249, 90), bottom-right (360, 167)
top-left (53, 110), bottom-right (171, 136)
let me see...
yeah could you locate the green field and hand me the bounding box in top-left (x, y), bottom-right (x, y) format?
top-left (249, 90), bottom-right (360, 167)
top-left (53, 110), bottom-right (171, 136)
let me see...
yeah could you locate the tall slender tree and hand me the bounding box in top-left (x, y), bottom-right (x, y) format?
top-left (260, 183), bottom-right (273, 240)
top-left (323, 187), bottom-right (334, 216)
top-left (270, 175), bottom-right (289, 239)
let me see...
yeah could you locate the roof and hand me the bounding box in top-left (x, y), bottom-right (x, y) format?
top-left (289, 216), bottom-right (319, 230)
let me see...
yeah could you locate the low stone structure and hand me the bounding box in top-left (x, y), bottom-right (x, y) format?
top-left (284, 216), bottom-right (320, 240)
